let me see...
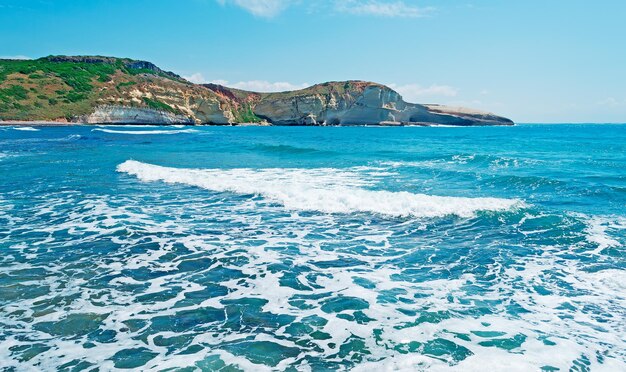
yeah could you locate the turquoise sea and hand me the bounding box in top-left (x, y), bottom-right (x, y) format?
top-left (0, 124), bottom-right (625, 371)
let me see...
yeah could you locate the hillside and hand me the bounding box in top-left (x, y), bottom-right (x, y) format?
top-left (0, 56), bottom-right (514, 126)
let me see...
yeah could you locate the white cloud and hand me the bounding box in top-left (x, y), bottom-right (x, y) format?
top-left (183, 73), bottom-right (309, 92)
top-left (215, 0), bottom-right (434, 18)
top-left (597, 97), bottom-right (626, 107)
top-left (209, 79), bottom-right (230, 85)
top-left (216, 0), bottom-right (292, 18)
top-left (336, 1), bottom-right (434, 18)
top-left (184, 72), bottom-right (207, 84)
top-left (388, 83), bottom-right (458, 102)
top-left (213, 79), bottom-right (310, 92)
top-left (444, 100), bottom-right (504, 112)
top-left (0, 55), bottom-right (31, 60)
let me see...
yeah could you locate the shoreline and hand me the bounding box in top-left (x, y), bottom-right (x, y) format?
top-left (0, 123), bottom-right (263, 128)
top-left (0, 121), bottom-right (198, 127)
top-left (0, 121), bottom-right (515, 128)
top-left (0, 120), bottom-right (626, 128)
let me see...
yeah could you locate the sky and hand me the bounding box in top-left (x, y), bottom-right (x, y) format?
top-left (1, 0), bottom-right (625, 123)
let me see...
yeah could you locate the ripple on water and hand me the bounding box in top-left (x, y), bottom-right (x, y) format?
top-left (0, 183), bottom-right (624, 370)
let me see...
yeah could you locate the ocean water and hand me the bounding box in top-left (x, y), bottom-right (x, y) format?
top-left (0, 124), bottom-right (625, 371)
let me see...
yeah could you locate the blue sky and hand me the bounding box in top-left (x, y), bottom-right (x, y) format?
top-left (1, 0), bottom-right (625, 123)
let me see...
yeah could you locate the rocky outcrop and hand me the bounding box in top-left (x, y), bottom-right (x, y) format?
top-left (78, 105), bottom-right (194, 124)
top-left (123, 60), bottom-right (182, 80)
top-left (204, 82), bottom-right (514, 126)
top-left (420, 104), bottom-right (515, 126)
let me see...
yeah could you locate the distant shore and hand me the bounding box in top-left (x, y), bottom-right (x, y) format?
top-left (0, 121), bottom-right (196, 127)
top-left (0, 123), bottom-right (437, 128)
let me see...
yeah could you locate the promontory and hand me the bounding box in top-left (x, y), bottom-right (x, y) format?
top-left (0, 56), bottom-right (514, 126)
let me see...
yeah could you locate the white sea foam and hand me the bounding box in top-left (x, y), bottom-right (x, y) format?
top-left (2, 189), bottom-right (625, 370)
top-left (12, 126), bottom-right (40, 131)
top-left (117, 160), bottom-right (522, 218)
top-left (582, 215), bottom-right (626, 254)
top-left (92, 128), bottom-right (197, 135)
top-left (96, 124), bottom-right (186, 128)
top-left (377, 155), bottom-right (476, 169)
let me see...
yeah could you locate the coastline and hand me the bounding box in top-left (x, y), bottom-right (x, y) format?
top-left (0, 121), bottom-right (196, 127)
top-left (0, 121), bottom-right (514, 128)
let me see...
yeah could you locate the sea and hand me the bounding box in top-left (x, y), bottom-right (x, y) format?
top-left (0, 124), bottom-right (624, 371)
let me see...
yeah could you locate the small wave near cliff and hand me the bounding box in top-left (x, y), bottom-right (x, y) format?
top-left (93, 128), bottom-right (197, 135)
top-left (12, 126), bottom-right (40, 131)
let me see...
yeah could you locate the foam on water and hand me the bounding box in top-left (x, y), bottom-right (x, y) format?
top-left (2, 189), bottom-right (625, 371)
top-left (11, 126), bottom-right (40, 131)
top-left (378, 155), bottom-right (543, 171)
top-left (93, 128), bottom-right (198, 135)
top-left (117, 160), bottom-right (522, 218)
top-left (582, 215), bottom-right (626, 254)
top-left (1, 124), bottom-right (625, 370)
top-left (95, 124), bottom-right (189, 128)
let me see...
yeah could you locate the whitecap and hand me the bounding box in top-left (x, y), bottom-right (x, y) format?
top-left (377, 160), bottom-right (435, 168)
top-left (12, 126), bottom-right (40, 131)
top-left (2, 189), bottom-right (624, 370)
top-left (92, 128), bottom-right (197, 135)
top-left (117, 160), bottom-right (523, 218)
top-left (582, 215), bottom-right (626, 254)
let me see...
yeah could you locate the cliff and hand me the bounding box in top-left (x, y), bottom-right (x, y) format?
top-left (0, 56), bottom-right (514, 126)
top-left (212, 81), bottom-right (513, 126)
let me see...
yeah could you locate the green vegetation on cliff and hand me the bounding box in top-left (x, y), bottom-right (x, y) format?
top-left (233, 103), bottom-right (263, 123)
top-left (142, 97), bottom-right (180, 115)
top-left (0, 58), bottom-right (119, 91)
top-left (0, 85), bottom-right (29, 102)
top-left (0, 56), bottom-right (190, 121)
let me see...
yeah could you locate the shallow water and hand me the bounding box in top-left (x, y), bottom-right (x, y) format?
top-left (0, 124), bottom-right (625, 370)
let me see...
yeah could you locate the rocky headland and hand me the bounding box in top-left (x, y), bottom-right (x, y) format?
top-left (0, 56), bottom-right (514, 126)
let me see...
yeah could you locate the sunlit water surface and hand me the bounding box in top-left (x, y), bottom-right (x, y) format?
top-left (0, 124), bottom-right (624, 371)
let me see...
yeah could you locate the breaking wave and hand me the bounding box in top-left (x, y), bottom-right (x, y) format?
top-left (117, 160), bottom-right (523, 218)
top-left (12, 126), bottom-right (40, 131)
top-left (93, 128), bottom-right (197, 135)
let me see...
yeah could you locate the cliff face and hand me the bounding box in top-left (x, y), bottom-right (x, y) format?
top-left (249, 82), bottom-right (399, 125)
top-left (205, 82), bottom-right (514, 126)
top-left (79, 106), bottom-right (194, 125)
top-left (0, 56), bottom-right (514, 126)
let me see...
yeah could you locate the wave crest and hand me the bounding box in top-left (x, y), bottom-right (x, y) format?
top-left (93, 128), bottom-right (197, 135)
top-left (12, 126), bottom-right (40, 131)
top-left (117, 160), bottom-right (523, 218)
